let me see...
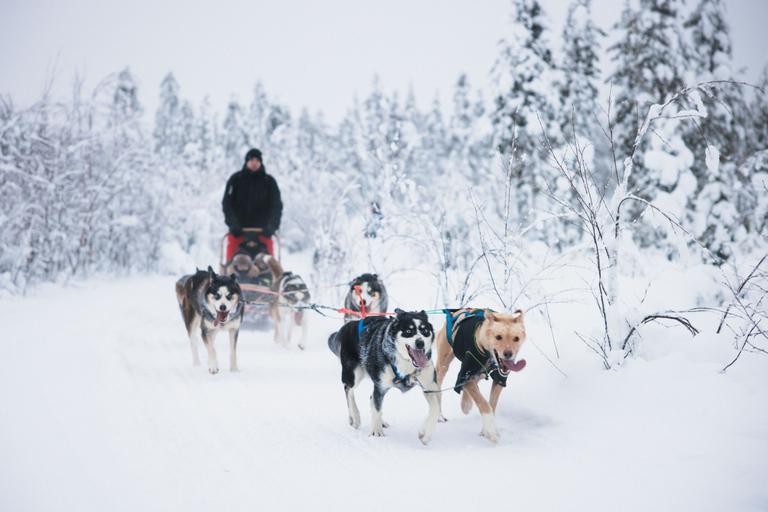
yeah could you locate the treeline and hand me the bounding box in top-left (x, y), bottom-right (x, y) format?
top-left (1, 0), bottom-right (767, 295)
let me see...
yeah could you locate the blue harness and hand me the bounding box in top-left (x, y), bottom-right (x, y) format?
top-left (358, 317), bottom-right (411, 384)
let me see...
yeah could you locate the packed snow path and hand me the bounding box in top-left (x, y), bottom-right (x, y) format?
top-left (2, 275), bottom-right (767, 511)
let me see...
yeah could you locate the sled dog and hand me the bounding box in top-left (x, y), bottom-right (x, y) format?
top-left (343, 273), bottom-right (388, 323)
top-left (269, 271), bottom-right (311, 349)
top-left (327, 309), bottom-right (440, 444)
top-left (175, 266), bottom-right (244, 374)
top-left (434, 308), bottom-right (527, 443)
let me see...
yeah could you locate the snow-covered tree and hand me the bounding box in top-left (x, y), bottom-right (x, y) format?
top-left (557, 0), bottom-right (604, 142)
top-left (491, 0), bottom-right (559, 158)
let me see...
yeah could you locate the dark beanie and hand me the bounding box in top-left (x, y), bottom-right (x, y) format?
top-left (245, 148), bottom-right (262, 162)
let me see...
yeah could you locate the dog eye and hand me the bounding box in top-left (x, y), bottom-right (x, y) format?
top-left (227, 294), bottom-right (233, 300)
top-left (419, 326), bottom-right (431, 336)
top-left (495, 335), bottom-right (502, 340)
top-left (514, 336), bottom-right (520, 342)
top-left (404, 328), bottom-right (414, 336)
top-left (214, 293), bottom-right (221, 300)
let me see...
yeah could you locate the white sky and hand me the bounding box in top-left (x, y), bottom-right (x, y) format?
top-left (1, 0), bottom-right (766, 125)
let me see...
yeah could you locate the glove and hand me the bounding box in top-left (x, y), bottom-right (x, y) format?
top-left (230, 226), bottom-right (243, 238)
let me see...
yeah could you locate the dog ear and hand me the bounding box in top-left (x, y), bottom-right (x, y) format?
top-left (230, 273), bottom-right (237, 281)
top-left (207, 265), bottom-right (215, 276)
top-left (513, 309), bottom-right (524, 322)
top-left (394, 308), bottom-right (405, 317)
top-left (418, 310), bottom-right (429, 321)
top-left (483, 309), bottom-right (498, 322)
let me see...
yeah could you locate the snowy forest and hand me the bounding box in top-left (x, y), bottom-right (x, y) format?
top-left (1, 0), bottom-right (767, 368)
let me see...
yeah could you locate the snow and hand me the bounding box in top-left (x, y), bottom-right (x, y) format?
top-left (2, 252), bottom-right (767, 512)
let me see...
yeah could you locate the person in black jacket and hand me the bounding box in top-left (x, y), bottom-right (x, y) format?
top-left (222, 148), bottom-right (282, 259)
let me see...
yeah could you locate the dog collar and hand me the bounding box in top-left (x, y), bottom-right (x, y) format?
top-left (391, 362), bottom-right (417, 384)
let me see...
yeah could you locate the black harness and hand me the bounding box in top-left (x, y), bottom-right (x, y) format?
top-left (443, 309), bottom-right (507, 393)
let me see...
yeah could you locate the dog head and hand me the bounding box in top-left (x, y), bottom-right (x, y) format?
top-left (204, 266), bottom-right (242, 326)
top-left (389, 309), bottom-right (434, 369)
top-left (348, 273), bottom-right (386, 313)
top-left (276, 271), bottom-right (310, 306)
top-left (231, 253), bottom-right (254, 280)
top-left (478, 309), bottom-right (527, 375)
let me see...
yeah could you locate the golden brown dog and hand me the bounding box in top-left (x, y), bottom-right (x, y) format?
top-left (435, 308), bottom-right (527, 443)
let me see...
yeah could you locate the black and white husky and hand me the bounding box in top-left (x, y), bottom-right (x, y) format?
top-left (269, 271), bottom-right (310, 350)
top-left (327, 309), bottom-right (440, 444)
top-left (175, 266), bottom-right (244, 374)
top-left (343, 273), bottom-right (388, 323)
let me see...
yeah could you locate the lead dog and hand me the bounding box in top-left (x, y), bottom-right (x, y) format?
top-left (434, 308), bottom-right (527, 443)
top-left (343, 273), bottom-right (388, 323)
top-left (269, 271), bottom-right (310, 350)
top-left (175, 266), bottom-right (244, 374)
top-left (328, 309), bottom-right (440, 444)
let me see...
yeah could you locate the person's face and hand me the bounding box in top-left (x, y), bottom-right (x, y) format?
top-left (246, 158), bottom-right (262, 171)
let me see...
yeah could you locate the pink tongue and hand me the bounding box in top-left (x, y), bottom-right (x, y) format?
top-left (215, 310), bottom-right (228, 326)
top-left (501, 358), bottom-right (526, 372)
top-left (410, 349), bottom-right (429, 369)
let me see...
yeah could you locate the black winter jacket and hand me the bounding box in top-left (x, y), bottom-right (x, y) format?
top-left (222, 165), bottom-right (282, 235)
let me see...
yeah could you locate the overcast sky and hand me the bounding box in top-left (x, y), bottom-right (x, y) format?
top-left (1, 0), bottom-right (766, 125)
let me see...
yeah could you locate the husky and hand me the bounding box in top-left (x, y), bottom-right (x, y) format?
top-left (175, 266), bottom-right (245, 374)
top-left (327, 309), bottom-right (440, 444)
top-left (343, 273), bottom-right (388, 323)
top-left (269, 271), bottom-right (311, 350)
top-left (434, 308), bottom-right (527, 443)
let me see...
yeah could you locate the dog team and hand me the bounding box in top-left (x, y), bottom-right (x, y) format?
top-left (176, 266), bottom-right (527, 445)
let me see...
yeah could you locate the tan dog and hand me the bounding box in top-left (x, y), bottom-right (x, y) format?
top-left (435, 308), bottom-right (527, 443)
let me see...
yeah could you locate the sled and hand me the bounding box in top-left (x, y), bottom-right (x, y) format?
top-left (219, 228), bottom-right (282, 330)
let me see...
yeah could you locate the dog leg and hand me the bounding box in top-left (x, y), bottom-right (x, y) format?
top-left (460, 389), bottom-right (474, 414)
top-left (489, 381), bottom-right (503, 414)
top-left (463, 380), bottom-right (499, 443)
top-left (345, 385), bottom-right (360, 428)
top-left (434, 326), bottom-right (454, 422)
top-left (286, 310), bottom-right (295, 347)
top-left (417, 364), bottom-right (441, 445)
top-left (201, 328), bottom-right (219, 375)
top-left (188, 317), bottom-right (201, 367)
top-left (343, 367), bottom-right (365, 429)
top-left (298, 312), bottom-right (307, 350)
top-left (370, 383), bottom-right (388, 437)
top-left (229, 328), bottom-right (239, 372)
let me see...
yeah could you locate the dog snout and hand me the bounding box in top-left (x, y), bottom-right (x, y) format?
top-left (503, 350), bottom-right (514, 360)
top-left (219, 304), bottom-right (228, 312)
top-left (415, 339), bottom-right (425, 350)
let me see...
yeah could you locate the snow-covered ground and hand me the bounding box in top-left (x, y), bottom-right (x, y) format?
top-left (2, 252), bottom-right (767, 512)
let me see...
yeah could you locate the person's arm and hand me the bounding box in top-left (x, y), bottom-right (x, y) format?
top-left (222, 175), bottom-right (242, 236)
top-left (263, 177), bottom-right (283, 236)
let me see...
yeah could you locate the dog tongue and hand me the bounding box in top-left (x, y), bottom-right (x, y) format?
top-left (501, 358), bottom-right (526, 372)
top-left (410, 348), bottom-right (429, 369)
top-left (215, 310), bottom-right (228, 327)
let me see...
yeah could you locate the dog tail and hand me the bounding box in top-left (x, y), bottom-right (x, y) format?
top-left (327, 330), bottom-right (341, 357)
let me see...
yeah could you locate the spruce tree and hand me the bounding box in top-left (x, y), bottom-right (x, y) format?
top-left (607, 0), bottom-right (687, 172)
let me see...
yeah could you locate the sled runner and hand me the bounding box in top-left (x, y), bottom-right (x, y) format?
top-left (219, 228), bottom-right (283, 329)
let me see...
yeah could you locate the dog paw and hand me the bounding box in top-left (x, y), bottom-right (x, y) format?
top-left (418, 429), bottom-right (433, 445)
top-left (208, 362), bottom-right (219, 374)
top-left (480, 428), bottom-right (500, 443)
top-left (230, 365), bottom-right (239, 372)
top-left (382, 421), bottom-right (390, 429)
top-left (438, 414), bottom-right (448, 423)
top-left (370, 427), bottom-right (385, 437)
top-left (349, 414), bottom-right (360, 429)
top-left (299, 343), bottom-right (306, 351)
